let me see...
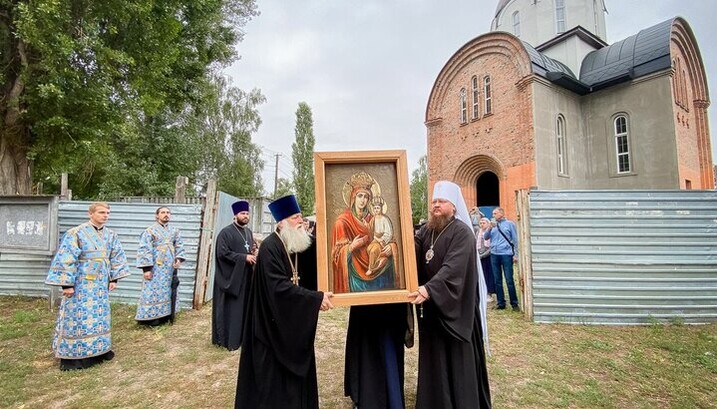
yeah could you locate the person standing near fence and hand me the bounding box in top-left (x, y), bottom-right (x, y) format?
top-left (45, 202), bottom-right (130, 370)
top-left (477, 217), bottom-right (496, 304)
top-left (484, 207), bottom-right (519, 311)
top-left (135, 206), bottom-right (186, 326)
top-left (212, 200), bottom-right (256, 351)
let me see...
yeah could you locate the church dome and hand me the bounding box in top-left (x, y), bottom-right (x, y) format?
top-left (495, 0), bottom-right (511, 17)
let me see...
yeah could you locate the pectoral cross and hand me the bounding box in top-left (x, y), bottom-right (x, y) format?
top-left (291, 272), bottom-right (300, 286)
top-left (244, 242), bottom-right (250, 252)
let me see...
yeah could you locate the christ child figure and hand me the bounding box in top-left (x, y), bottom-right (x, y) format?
top-left (366, 196), bottom-right (393, 277)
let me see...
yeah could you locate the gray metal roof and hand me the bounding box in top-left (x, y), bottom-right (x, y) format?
top-left (523, 41), bottom-right (577, 79)
top-left (580, 18), bottom-right (674, 89)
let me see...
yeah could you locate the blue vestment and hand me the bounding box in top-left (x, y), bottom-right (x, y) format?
top-left (46, 223), bottom-right (130, 360)
top-left (135, 223), bottom-right (186, 321)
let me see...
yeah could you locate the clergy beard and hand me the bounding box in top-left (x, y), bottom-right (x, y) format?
top-left (428, 213), bottom-right (454, 232)
top-left (279, 224), bottom-right (312, 254)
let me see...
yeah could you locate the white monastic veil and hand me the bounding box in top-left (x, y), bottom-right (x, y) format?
top-left (432, 181), bottom-right (491, 356)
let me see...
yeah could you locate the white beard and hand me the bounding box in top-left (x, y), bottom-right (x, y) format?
top-left (279, 225), bottom-right (312, 254)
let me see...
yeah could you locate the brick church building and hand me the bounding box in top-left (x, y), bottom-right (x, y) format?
top-left (425, 0), bottom-right (713, 219)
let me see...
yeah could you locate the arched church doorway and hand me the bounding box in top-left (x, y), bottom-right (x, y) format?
top-left (476, 171), bottom-right (499, 208)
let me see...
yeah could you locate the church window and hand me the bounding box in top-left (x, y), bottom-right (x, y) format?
top-left (483, 76), bottom-right (492, 115)
top-left (614, 115), bottom-right (631, 173)
top-left (460, 88), bottom-right (467, 124)
top-left (672, 59), bottom-right (680, 105)
top-left (681, 68), bottom-right (689, 110)
top-left (557, 115), bottom-right (568, 175)
top-left (471, 76), bottom-right (480, 120)
top-left (556, 0), bottom-right (566, 33)
top-left (513, 11), bottom-right (521, 37)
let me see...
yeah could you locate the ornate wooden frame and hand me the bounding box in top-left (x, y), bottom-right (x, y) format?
top-left (314, 150), bottom-right (418, 307)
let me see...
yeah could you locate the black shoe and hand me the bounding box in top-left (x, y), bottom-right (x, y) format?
top-left (495, 305), bottom-right (506, 310)
top-left (512, 306), bottom-right (521, 312)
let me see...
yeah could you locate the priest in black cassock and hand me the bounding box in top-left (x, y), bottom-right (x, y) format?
top-left (212, 200), bottom-right (256, 351)
top-left (235, 194), bottom-right (334, 409)
top-left (409, 180), bottom-right (492, 408)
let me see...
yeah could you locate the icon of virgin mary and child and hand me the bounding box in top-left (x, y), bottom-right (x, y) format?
top-left (331, 171), bottom-right (403, 293)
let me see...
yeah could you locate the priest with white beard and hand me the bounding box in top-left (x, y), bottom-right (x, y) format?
top-left (235, 194), bottom-right (334, 409)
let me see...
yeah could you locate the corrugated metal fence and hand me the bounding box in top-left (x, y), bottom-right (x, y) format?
top-left (204, 193), bottom-right (273, 302)
top-left (524, 190), bottom-right (717, 325)
top-left (0, 200), bottom-right (202, 310)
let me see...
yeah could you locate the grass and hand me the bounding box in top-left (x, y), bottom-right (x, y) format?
top-left (0, 296), bottom-right (715, 408)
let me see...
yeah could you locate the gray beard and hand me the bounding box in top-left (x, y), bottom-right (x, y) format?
top-left (279, 225), bottom-right (312, 254)
top-left (428, 213), bottom-right (453, 232)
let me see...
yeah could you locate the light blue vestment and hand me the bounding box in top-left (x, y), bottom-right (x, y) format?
top-left (135, 223), bottom-right (186, 321)
top-left (46, 223), bottom-right (130, 359)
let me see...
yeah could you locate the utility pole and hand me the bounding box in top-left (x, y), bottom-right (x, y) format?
top-left (273, 153), bottom-right (281, 198)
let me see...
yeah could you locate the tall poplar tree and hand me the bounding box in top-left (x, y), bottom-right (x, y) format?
top-left (291, 102), bottom-right (315, 213)
top-left (410, 155), bottom-right (428, 224)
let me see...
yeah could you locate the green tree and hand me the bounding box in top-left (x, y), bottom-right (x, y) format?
top-left (410, 155), bottom-right (428, 225)
top-left (1, 0), bottom-right (258, 196)
top-left (291, 102), bottom-right (315, 213)
top-left (194, 75), bottom-right (265, 197)
top-left (273, 177), bottom-right (294, 199)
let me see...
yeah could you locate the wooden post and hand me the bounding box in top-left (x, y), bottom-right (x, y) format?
top-left (193, 179), bottom-right (218, 309)
top-left (60, 173), bottom-right (69, 200)
top-left (175, 176), bottom-right (189, 203)
top-left (515, 189), bottom-right (534, 321)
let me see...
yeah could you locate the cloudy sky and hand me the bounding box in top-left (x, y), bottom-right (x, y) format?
top-left (224, 0), bottom-right (717, 194)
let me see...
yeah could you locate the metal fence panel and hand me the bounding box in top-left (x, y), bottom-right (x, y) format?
top-left (529, 190), bottom-right (717, 325)
top-left (0, 201), bottom-right (202, 310)
top-left (204, 194), bottom-right (272, 302)
top-left (56, 201), bottom-right (203, 309)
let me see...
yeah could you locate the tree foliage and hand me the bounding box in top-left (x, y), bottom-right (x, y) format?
top-left (196, 76), bottom-right (265, 197)
top-left (273, 177), bottom-right (294, 199)
top-left (410, 155), bottom-right (428, 225)
top-left (291, 102), bottom-right (315, 213)
top-left (0, 0), bottom-right (259, 197)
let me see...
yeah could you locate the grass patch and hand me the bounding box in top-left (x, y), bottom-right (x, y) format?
top-left (0, 295), bottom-right (716, 408)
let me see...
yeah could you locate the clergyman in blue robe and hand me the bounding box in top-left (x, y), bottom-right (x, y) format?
top-left (135, 206), bottom-right (186, 326)
top-left (45, 202), bottom-right (130, 371)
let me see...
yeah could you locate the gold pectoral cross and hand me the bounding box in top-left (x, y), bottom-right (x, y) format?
top-left (291, 272), bottom-right (300, 286)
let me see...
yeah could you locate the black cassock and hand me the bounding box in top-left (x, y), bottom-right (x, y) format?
top-left (344, 303), bottom-right (412, 409)
top-left (212, 223), bottom-right (254, 351)
top-left (414, 219), bottom-right (492, 409)
top-left (235, 233), bottom-right (323, 409)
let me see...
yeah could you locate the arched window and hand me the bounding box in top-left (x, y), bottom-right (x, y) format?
top-left (556, 115), bottom-right (567, 175)
top-left (483, 76), bottom-right (492, 115)
top-left (681, 68), bottom-right (689, 110)
top-left (614, 115), bottom-right (631, 173)
top-left (471, 76), bottom-right (480, 120)
top-left (556, 0), bottom-right (566, 33)
top-left (513, 11), bottom-right (521, 37)
top-left (672, 59), bottom-right (679, 104)
top-left (460, 88), bottom-right (467, 124)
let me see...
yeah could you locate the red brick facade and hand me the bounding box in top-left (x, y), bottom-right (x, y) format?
top-left (671, 20), bottom-right (714, 189)
top-left (425, 33), bottom-right (537, 220)
top-left (425, 19), bottom-right (713, 220)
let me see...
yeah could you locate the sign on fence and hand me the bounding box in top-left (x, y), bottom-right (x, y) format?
top-left (0, 196), bottom-right (59, 255)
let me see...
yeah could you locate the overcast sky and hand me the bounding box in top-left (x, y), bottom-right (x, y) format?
top-left (224, 0), bottom-right (717, 194)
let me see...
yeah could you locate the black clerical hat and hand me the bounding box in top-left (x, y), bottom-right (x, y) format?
top-left (269, 195), bottom-right (301, 222)
top-left (232, 200), bottom-right (250, 214)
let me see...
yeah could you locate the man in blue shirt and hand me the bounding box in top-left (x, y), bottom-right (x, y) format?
top-left (484, 207), bottom-right (519, 311)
